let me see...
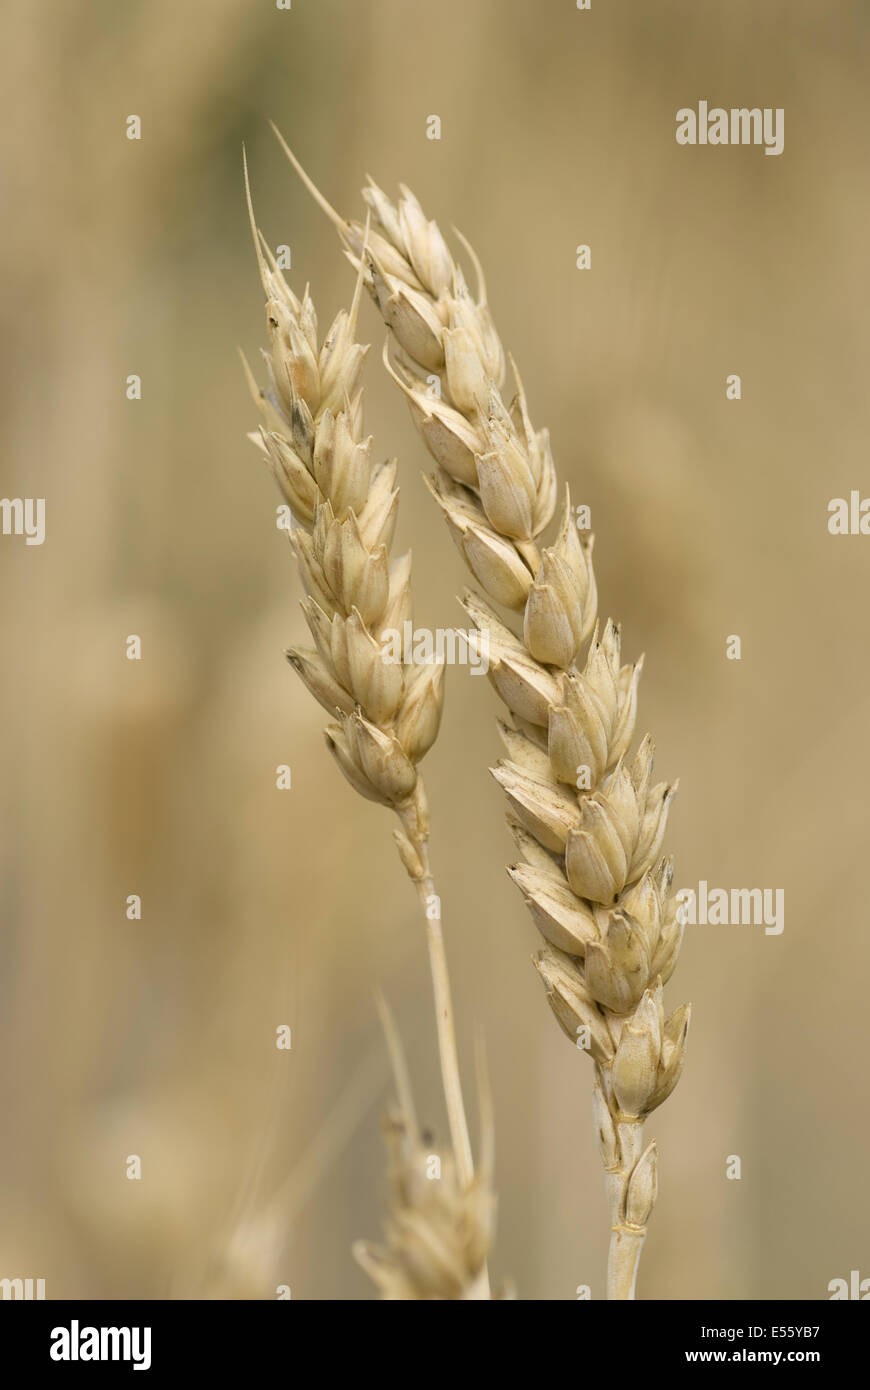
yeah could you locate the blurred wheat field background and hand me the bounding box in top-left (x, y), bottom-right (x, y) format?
top-left (1, 0), bottom-right (869, 1299)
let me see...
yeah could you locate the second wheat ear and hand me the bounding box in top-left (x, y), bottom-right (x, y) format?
top-left (240, 152), bottom-right (494, 1298)
top-left (276, 126), bottom-right (693, 1301)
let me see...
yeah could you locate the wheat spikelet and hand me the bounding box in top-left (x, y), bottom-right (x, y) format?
top-left (274, 130), bottom-right (691, 1299)
top-left (241, 153), bottom-right (493, 1298)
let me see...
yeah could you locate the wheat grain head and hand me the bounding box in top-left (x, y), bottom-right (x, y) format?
top-left (240, 152), bottom-right (496, 1297)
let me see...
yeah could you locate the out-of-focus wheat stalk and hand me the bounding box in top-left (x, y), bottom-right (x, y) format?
top-left (240, 154), bottom-right (492, 1298)
top-left (275, 129), bottom-right (692, 1300)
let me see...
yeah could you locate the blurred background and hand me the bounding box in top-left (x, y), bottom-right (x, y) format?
top-left (1, 0), bottom-right (868, 1299)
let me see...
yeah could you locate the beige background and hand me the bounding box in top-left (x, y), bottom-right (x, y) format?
top-left (1, 0), bottom-right (868, 1299)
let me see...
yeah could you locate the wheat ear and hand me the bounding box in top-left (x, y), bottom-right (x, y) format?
top-left (353, 996), bottom-right (495, 1300)
top-left (241, 154), bottom-right (491, 1297)
top-left (274, 131), bottom-right (692, 1300)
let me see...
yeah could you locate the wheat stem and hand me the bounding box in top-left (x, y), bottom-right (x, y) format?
top-left (398, 800), bottom-right (474, 1191)
top-left (396, 789), bottom-right (491, 1297)
top-left (604, 1119), bottom-right (647, 1299)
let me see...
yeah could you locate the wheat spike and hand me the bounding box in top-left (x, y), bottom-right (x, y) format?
top-left (353, 998), bottom-right (495, 1300)
top-left (275, 132), bottom-right (691, 1300)
top-left (242, 150), bottom-right (493, 1298)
